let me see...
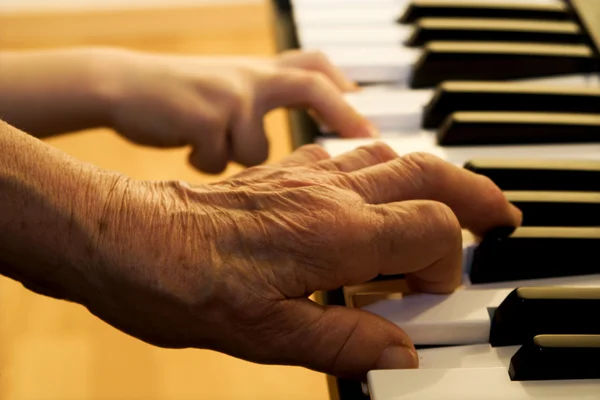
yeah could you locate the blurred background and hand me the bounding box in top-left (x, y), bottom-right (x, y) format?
top-left (0, 1), bottom-right (327, 399)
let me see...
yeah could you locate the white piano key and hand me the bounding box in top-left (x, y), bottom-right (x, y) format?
top-left (326, 74), bottom-right (600, 132)
top-left (293, 7), bottom-right (405, 28)
top-left (417, 344), bottom-right (518, 369)
top-left (319, 47), bottom-right (421, 84)
top-left (292, 0), bottom-right (560, 3)
top-left (359, 274), bottom-right (600, 346)
top-left (292, 0), bottom-right (403, 6)
top-left (367, 368), bottom-right (600, 400)
top-left (292, 0), bottom-right (561, 10)
top-left (334, 88), bottom-right (432, 132)
top-left (297, 25), bottom-right (413, 48)
top-left (512, 73), bottom-right (600, 87)
top-left (362, 342), bottom-right (516, 396)
top-left (291, 0), bottom-right (565, 27)
top-left (364, 288), bottom-right (511, 345)
top-left (305, 45), bottom-right (599, 86)
top-left (316, 135), bottom-right (600, 166)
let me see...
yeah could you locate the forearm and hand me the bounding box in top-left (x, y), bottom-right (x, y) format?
top-left (0, 119), bottom-right (123, 302)
top-left (0, 48), bottom-right (115, 137)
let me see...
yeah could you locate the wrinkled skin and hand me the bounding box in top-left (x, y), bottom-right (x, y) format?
top-left (79, 142), bottom-right (521, 379)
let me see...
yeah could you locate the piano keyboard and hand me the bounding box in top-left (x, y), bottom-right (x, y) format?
top-left (366, 335), bottom-right (600, 399)
top-left (272, 0), bottom-right (600, 398)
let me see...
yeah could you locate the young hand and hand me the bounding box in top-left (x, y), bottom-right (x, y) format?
top-left (0, 48), bottom-right (375, 173)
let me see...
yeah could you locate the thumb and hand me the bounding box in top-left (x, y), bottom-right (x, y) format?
top-left (278, 298), bottom-right (418, 378)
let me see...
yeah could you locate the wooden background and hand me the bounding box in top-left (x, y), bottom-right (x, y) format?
top-left (0, 2), bottom-right (330, 399)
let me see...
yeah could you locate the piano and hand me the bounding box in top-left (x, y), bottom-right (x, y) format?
top-left (270, 0), bottom-right (600, 399)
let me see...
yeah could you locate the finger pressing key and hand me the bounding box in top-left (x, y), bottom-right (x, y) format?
top-left (273, 144), bottom-right (332, 167)
top-left (339, 152), bottom-right (522, 236)
top-left (323, 200), bottom-right (463, 293)
top-left (261, 69), bottom-right (378, 139)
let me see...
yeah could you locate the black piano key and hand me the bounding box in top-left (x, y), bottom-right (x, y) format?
top-left (437, 112), bottom-right (600, 146)
top-left (463, 159), bottom-right (600, 192)
top-left (422, 82), bottom-right (600, 129)
top-left (398, 1), bottom-right (571, 24)
top-left (505, 191), bottom-right (600, 227)
top-left (509, 335), bottom-right (600, 381)
top-left (469, 227), bottom-right (600, 284)
top-left (405, 18), bottom-right (584, 47)
top-left (490, 287), bottom-right (600, 347)
top-left (409, 42), bottom-right (596, 88)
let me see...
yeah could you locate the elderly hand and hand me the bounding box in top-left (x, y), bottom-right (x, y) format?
top-left (73, 142), bottom-right (521, 379)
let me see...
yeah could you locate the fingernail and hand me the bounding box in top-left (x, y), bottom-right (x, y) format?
top-left (375, 346), bottom-right (418, 370)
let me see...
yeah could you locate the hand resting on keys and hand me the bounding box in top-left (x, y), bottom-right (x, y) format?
top-left (0, 47), bottom-right (376, 174)
top-left (0, 123), bottom-right (522, 379)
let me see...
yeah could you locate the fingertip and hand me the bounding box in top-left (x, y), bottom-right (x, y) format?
top-left (345, 80), bottom-right (361, 92)
top-left (469, 173), bottom-right (524, 235)
top-left (509, 204), bottom-right (524, 227)
top-left (366, 122), bottom-right (381, 138)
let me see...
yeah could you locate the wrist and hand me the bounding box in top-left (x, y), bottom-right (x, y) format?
top-left (61, 167), bottom-right (132, 303)
top-left (72, 179), bottom-right (223, 348)
top-left (0, 120), bottom-right (128, 303)
top-left (72, 47), bottom-right (124, 130)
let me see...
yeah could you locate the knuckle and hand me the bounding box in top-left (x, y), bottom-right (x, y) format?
top-left (356, 142), bottom-right (398, 164)
top-left (296, 70), bottom-right (327, 90)
top-left (238, 164), bottom-right (275, 178)
top-left (229, 90), bottom-right (246, 112)
top-left (365, 206), bottom-right (388, 241)
top-left (276, 49), bottom-right (301, 64)
top-left (396, 152), bottom-right (446, 195)
top-left (306, 50), bottom-right (331, 66)
top-left (297, 144), bottom-right (331, 162)
top-left (199, 110), bottom-right (225, 132)
top-left (421, 201), bottom-right (461, 245)
top-left (402, 152), bottom-right (444, 174)
top-left (225, 83), bottom-right (247, 112)
top-left (212, 73), bottom-right (252, 112)
top-left (323, 169), bottom-right (356, 190)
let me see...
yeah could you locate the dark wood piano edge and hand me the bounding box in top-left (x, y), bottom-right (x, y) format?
top-left (270, 3), bottom-right (366, 398)
top-left (270, 0), bottom-right (323, 151)
top-left (268, 1), bottom-right (600, 399)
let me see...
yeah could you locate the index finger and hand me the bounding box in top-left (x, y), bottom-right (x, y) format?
top-left (261, 69), bottom-right (378, 138)
top-left (276, 50), bottom-right (357, 92)
top-left (338, 152), bottom-right (522, 236)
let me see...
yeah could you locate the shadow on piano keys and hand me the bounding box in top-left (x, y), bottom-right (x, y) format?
top-left (271, 0), bottom-right (600, 398)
